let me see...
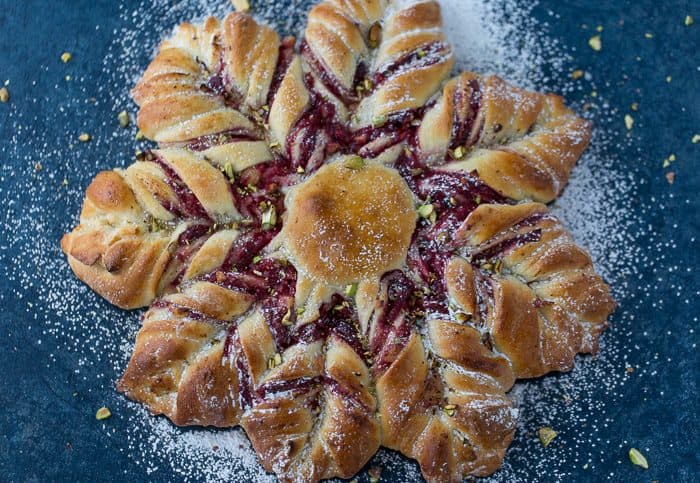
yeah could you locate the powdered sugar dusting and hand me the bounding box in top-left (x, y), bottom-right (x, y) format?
top-left (0, 0), bottom-right (680, 481)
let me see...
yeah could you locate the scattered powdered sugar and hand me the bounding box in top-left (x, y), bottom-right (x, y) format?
top-left (0, 0), bottom-right (683, 481)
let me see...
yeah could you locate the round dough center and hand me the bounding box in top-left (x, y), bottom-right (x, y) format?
top-left (285, 159), bottom-right (417, 286)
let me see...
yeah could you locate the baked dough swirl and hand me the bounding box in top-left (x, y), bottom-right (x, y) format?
top-left (62, 2), bottom-right (615, 481)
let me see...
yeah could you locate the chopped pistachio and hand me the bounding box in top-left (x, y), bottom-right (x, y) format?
top-left (261, 205), bottom-right (277, 229)
top-left (481, 262), bottom-right (494, 271)
top-left (231, 0), bottom-right (250, 12)
top-left (444, 404), bottom-right (457, 410)
top-left (281, 308), bottom-right (292, 326)
top-left (416, 49), bottom-right (426, 58)
top-left (274, 352), bottom-right (282, 366)
top-left (624, 114), bottom-right (634, 130)
top-left (367, 466), bottom-right (382, 483)
top-left (343, 155), bottom-right (365, 170)
top-left (628, 448), bottom-right (649, 469)
top-left (417, 203), bottom-right (434, 219)
top-left (78, 133), bottom-right (91, 142)
top-left (494, 259), bottom-right (503, 273)
top-left (62, 178), bottom-right (69, 186)
top-left (363, 78), bottom-right (373, 91)
top-left (452, 145), bottom-right (466, 159)
top-left (692, 134), bottom-right (700, 144)
top-left (61, 52), bottom-right (72, 63)
top-left (0, 87), bottom-right (8, 103)
top-left (95, 407), bottom-right (111, 420)
top-left (252, 255), bottom-right (262, 264)
top-left (371, 114), bottom-right (387, 128)
top-left (117, 110), bottom-right (130, 128)
top-left (588, 35), bottom-right (602, 51)
top-left (685, 15), bottom-right (694, 26)
top-left (442, 406), bottom-right (456, 417)
top-left (65, 75), bottom-right (71, 81)
top-left (296, 165), bottom-right (305, 173)
top-left (474, 195), bottom-right (482, 205)
top-left (455, 312), bottom-right (470, 323)
top-left (666, 75), bottom-right (672, 83)
top-left (448, 196), bottom-right (457, 206)
top-left (345, 283), bottom-right (358, 297)
top-left (571, 69), bottom-right (584, 80)
top-left (538, 427), bottom-right (557, 447)
top-left (223, 162), bottom-right (235, 182)
top-left (135, 130), bottom-right (145, 140)
top-left (591, 90), bottom-right (598, 97)
top-left (296, 307), bottom-right (305, 315)
top-left (269, 140), bottom-right (280, 149)
top-left (631, 102), bottom-right (639, 111)
top-left (644, 32), bottom-right (654, 39)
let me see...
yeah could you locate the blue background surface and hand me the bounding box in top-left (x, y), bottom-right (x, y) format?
top-left (0, 0), bottom-right (698, 481)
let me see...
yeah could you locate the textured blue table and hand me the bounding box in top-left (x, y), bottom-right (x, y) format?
top-left (0, 0), bottom-right (698, 481)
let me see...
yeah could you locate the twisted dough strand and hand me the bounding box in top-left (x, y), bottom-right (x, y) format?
top-left (418, 72), bottom-right (592, 202)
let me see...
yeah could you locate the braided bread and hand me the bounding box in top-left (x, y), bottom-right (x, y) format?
top-left (62, 2), bottom-right (615, 481)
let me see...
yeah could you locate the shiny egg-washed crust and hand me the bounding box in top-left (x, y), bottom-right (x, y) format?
top-left (61, 148), bottom-right (244, 309)
top-left (62, 1), bottom-right (616, 482)
top-left (283, 161), bottom-right (417, 286)
top-left (418, 72), bottom-right (592, 202)
top-left (446, 202), bottom-right (615, 378)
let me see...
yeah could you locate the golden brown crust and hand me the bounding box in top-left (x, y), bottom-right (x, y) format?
top-left (447, 202), bottom-right (616, 377)
top-left (61, 150), bottom-right (241, 309)
top-left (376, 326), bottom-right (516, 482)
top-left (283, 159), bottom-right (417, 286)
top-left (242, 338), bottom-right (380, 481)
top-left (117, 298), bottom-right (247, 427)
top-left (61, 171), bottom-right (175, 308)
top-left (133, 13), bottom-right (276, 146)
top-left (353, 1), bottom-right (454, 126)
top-left (419, 72), bottom-right (592, 202)
top-left (269, 55), bottom-right (310, 147)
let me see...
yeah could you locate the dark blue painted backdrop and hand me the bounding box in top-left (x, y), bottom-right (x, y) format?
top-left (0, 0), bottom-right (698, 482)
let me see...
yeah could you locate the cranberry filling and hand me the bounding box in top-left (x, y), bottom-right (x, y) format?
top-left (143, 151), bottom-right (211, 221)
top-left (285, 79), bottom-right (352, 172)
top-left (201, 58), bottom-right (242, 109)
top-left (471, 229), bottom-right (542, 263)
top-left (300, 40), bottom-right (358, 105)
top-left (255, 374), bottom-right (370, 410)
top-left (473, 270), bottom-right (495, 326)
top-left (450, 78), bottom-right (482, 149)
top-left (371, 41), bottom-right (450, 87)
top-left (369, 270), bottom-right (417, 374)
top-left (223, 326), bottom-right (254, 408)
top-left (230, 163), bottom-right (286, 223)
top-left (163, 129), bottom-right (259, 152)
top-left (350, 108), bottom-right (425, 157)
top-left (291, 294), bottom-right (365, 359)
